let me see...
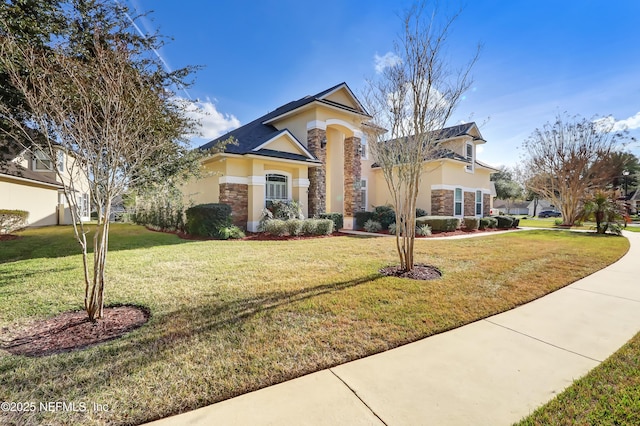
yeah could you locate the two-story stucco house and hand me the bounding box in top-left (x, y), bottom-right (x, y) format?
top-left (182, 82), bottom-right (497, 231)
top-left (0, 143), bottom-right (91, 226)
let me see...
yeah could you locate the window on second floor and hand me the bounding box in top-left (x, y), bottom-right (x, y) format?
top-left (465, 142), bottom-right (474, 172)
top-left (33, 150), bottom-right (53, 171)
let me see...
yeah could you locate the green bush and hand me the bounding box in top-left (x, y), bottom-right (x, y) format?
top-left (319, 213), bottom-right (343, 230)
top-left (416, 223), bottom-right (432, 236)
top-left (314, 219), bottom-right (334, 235)
top-left (185, 203), bottom-right (232, 238)
top-left (479, 217), bottom-right (498, 229)
top-left (286, 219), bottom-right (304, 236)
top-left (0, 209), bottom-right (29, 234)
top-left (416, 208), bottom-right (428, 218)
top-left (554, 218), bottom-right (564, 226)
top-left (494, 215), bottom-right (514, 229)
top-left (512, 217), bottom-right (520, 228)
top-left (416, 216), bottom-right (460, 232)
top-left (263, 219), bottom-right (287, 236)
top-left (302, 219), bottom-right (319, 235)
top-left (355, 211), bottom-right (374, 229)
top-left (462, 217), bottom-right (480, 231)
top-left (372, 205), bottom-right (396, 229)
top-left (266, 200), bottom-right (303, 220)
top-left (218, 225), bottom-right (245, 240)
top-left (388, 223), bottom-right (399, 235)
top-left (364, 219), bottom-right (382, 233)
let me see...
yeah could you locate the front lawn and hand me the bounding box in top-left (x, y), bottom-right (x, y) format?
top-left (0, 225), bottom-right (629, 425)
top-left (516, 331), bottom-right (640, 425)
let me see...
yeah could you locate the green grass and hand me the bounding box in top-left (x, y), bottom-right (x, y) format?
top-left (518, 217), bottom-right (592, 230)
top-left (0, 225), bottom-right (630, 425)
top-left (516, 331), bottom-right (640, 426)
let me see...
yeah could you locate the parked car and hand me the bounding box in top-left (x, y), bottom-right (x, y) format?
top-left (538, 210), bottom-right (562, 218)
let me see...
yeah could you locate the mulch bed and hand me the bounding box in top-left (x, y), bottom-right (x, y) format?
top-left (1, 305), bottom-right (149, 357)
top-left (380, 264), bottom-right (442, 280)
top-left (0, 234), bottom-right (21, 241)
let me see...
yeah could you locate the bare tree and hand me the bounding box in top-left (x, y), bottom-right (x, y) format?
top-left (0, 27), bottom-right (196, 320)
top-left (522, 113), bottom-right (626, 226)
top-left (363, 2), bottom-right (479, 271)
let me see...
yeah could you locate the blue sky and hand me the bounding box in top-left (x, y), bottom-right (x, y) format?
top-left (125, 0), bottom-right (640, 167)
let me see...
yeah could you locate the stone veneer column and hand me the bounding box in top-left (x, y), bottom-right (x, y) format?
top-left (464, 191), bottom-right (475, 216)
top-left (343, 136), bottom-right (362, 218)
top-left (307, 126), bottom-right (327, 216)
top-left (431, 189), bottom-right (455, 215)
top-left (219, 183), bottom-right (248, 228)
top-left (483, 193), bottom-right (491, 216)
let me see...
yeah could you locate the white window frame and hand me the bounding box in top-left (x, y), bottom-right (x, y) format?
top-left (465, 142), bottom-right (474, 172)
top-left (360, 134), bottom-right (368, 160)
top-left (33, 149), bottom-right (53, 171)
top-left (264, 171), bottom-right (292, 204)
top-left (454, 187), bottom-right (463, 216)
top-left (475, 190), bottom-right (483, 216)
top-left (360, 178), bottom-right (368, 211)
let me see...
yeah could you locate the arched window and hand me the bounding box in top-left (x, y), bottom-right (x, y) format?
top-left (266, 174), bottom-right (288, 201)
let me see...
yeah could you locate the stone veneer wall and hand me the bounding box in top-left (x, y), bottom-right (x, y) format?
top-left (307, 127), bottom-right (326, 216)
top-left (431, 189), bottom-right (454, 216)
top-left (219, 183), bottom-right (248, 228)
top-left (464, 191), bottom-right (475, 216)
top-left (343, 136), bottom-right (362, 216)
top-left (483, 193), bottom-right (491, 216)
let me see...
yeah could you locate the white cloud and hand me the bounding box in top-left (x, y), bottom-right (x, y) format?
top-left (184, 99), bottom-right (241, 139)
top-left (374, 52), bottom-right (401, 74)
top-left (595, 112), bottom-right (640, 132)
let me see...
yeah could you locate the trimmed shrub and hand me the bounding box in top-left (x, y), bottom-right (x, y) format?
top-left (185, 203), bottom-right (232, 238)
top-left (314, 219), bottom-right (334, 235)
top-left (416, 216), bottom-right (460, 232)
top-left (554, 218), bottom-right (563, 226)
top-left (512, 217), bottom-right (520, 228)
top-left (494, 215), bottom-right (514, 229)
top-left (319, 213), bottom-right (343, 230)
top-left (0, 209), bottom-right (29, 234)
top-left (263, 219), bottom-right (287, 236)
top-left (416, 208), bottom-right (428, 218)
top-left (462, 217), bottom-right (480, 231)
top-left (481, 217), bottom-right (498, 229)
top-left (363, 219), bottom-right (382, 233)
top-left (286, 219), bottom-right (304, 236)
top-left (355, 211), bottom-right (374, 229)
top-left (372, 205), bottom-right (396, 229)
top-left (302, 219), bottom-right (319, 235)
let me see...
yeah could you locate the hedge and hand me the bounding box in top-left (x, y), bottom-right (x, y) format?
top-left (0, 209), bottom-right (29, 234)
top-left (479, 217), bottom-right (498, 229)
top-left (462, 216), bottom-right (480, 231)
top-left (416, 216), bottom-right (460, 232)
top-left (185, 203), bottom-right (233, 238)
top-left (494, 215), bottom-right (514, 229)
top-left (355, 211), bottom-right (374, 229)
top-left (319, 213), bottom-right (343, 230)
top-left (372, 205), bottom-right (396, 229)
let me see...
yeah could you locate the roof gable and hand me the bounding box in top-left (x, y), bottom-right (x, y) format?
top-left (252, 130), bottom-right (314, 160)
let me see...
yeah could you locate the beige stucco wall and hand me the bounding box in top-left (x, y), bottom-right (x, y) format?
top-left (326, 127), bottom-right (345, 214)
top-left (0, 176), bottom-right (60, 227)
top-left (323, 87), bottom-right (359, 109)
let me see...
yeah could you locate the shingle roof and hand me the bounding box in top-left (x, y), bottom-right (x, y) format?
top-left (0, 161), bottom-right (63, 188)
top-left (198, 82), bottom-right (368, 161)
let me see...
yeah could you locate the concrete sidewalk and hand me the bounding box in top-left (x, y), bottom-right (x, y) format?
top-left (146, 230), bottom-right (640, 426)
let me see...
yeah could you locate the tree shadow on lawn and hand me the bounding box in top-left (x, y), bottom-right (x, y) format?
top-left (1, 273), bottom-right (384, 423)
top-left (0, 225), bottom-right (193, 264)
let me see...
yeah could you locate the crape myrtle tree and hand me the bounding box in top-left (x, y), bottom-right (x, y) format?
top-left (0, 0), bottom-right (200, 321)
top-left (363, 1), bottom-right (479, 271)
top-left (521, 113), bottom-right (628, 226)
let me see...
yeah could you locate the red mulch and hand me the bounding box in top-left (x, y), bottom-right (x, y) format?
top-left (0, 234), bottom-right (21, 241)
top-left (1, 305), bottom-right (149, 357)
top-left (379, 264), bottom-right (442, 280)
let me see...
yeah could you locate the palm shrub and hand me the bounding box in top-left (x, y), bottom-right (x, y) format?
top-left (580, 191), bottom-right (623, 234)
top-left (364, 220), bottom-right (382, 233)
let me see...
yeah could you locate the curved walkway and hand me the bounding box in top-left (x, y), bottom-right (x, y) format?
top-left (146, 230), bottom-right (640, 426)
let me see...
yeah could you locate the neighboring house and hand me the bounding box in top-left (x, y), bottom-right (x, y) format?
top-left (492, 199), bottom-right (529, 215)
top-left (628, 189), bottom-right (639, 215)
top-left (0, 143), bottom-right (91, 226)
top-left (182, 82), bottom-right (497, 231)
top-left (527, 198), bottom-right (554, 217)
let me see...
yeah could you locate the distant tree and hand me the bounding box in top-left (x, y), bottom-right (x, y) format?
top-left (363, 1), bottom-right (479, 272)
top-left (0, 0), bottom-right (199, 321)
top-left (605, 151), bottom-right (639, 196)
top-left (521, 113), bottom-right (627, 226)
top-left (491, 166), bottom-right (523, 213)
